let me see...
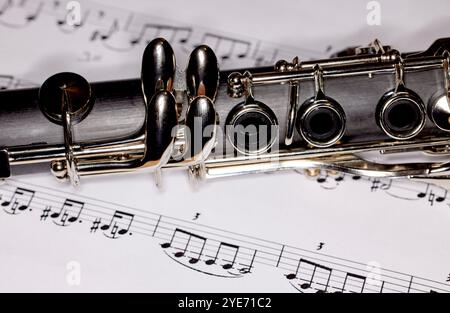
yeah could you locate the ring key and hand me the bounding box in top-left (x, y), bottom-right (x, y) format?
top-left (39, 72), bottom-right (94, 186)
top-left (376, 53), bottom-right (426, 140)
top-left (275, 57), bottom-right (301, 146)
top-left (428, 50), bottom-right (450, 132)
top-left (296, 65), bottom-right (346, 148)
top-left (226, 71), bottom-right (278, 155)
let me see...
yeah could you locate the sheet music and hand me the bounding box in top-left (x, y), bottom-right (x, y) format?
top-left (1, 0), bottom-right (450, 292)
top-left (0, 0), bottom-right (322, 84)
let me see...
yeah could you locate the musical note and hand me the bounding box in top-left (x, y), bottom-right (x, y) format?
top-left (0, 0), bottom-right (11, 16)
top-left (340, 272), bottom-right (366, 293)
top-left (205, 242), bottom-right (239, 270)
top-left (90, 217), bottom-right (101, 233)
top-left (56, 8), bottom-right (90, 32)
top-left (99, 18), bottom-right (119, 41)
top-left (25, 1), bottom-right (43, 22)
top-left (371, 178), bottom-right (393, 193)
top-left (317, 173), bottom-right (328, 184)
top-left (161, 228), bottom-right (206, 264)
top-left (40, 206), bottom-right (51, 221)
top-left (316, 172), bottom-right (340, 190)
top-left (380, 179), bottom-right (392, 191)
top-left (100, 210), bottom-right (134, 238)
top-left (88, 10), bottom-right (107, 41)
top-left (90, 13), bottom-right (142, 52)
top-left (417, 184), bottom-right (430, 199)
top-left (130, 24), bottom-right (192, 46)
top-left (334, 175), bottom-right (345, 182)
top-left (286, 259), bottom-right (332, 293)
top-left (50, 199), bottom-right (84, 226)
top-left (417, 184), bottom-right (447, 206)
top-left (237, 250), bottom-right (257, 274)
top-left (0, 0), bottom-right (44, 28)
top-left (1, 187), bottom-right (35, 214)
top-left (201, 33), bottom-right (251, 61)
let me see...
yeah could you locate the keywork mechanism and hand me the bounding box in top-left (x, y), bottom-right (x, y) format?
top-left (2, 38), bottom-right (450, 188)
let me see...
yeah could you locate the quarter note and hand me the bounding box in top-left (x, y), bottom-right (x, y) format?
top-left (1, 187), bottom-right (35, 215)
top-left (161, 228), bottom-right (206, 264)
top-left (100, 210), bottom-right (134, 239)
top-left (51, 199), bottom-right (84, 226)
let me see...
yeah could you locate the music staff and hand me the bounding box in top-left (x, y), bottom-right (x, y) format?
top-left (205, 242), bottom-right (240, 270)
top-left (340, 272), bottom-right (366, 293)
top-left (100, 210), bottom-right (134, 239)
top-left (201, 33), bottom-right (250, 62)
top-left (50, 198), bottom-right (84, 226)
top-left (1, 187), bottom-right (35, 215)
top-left (161, 228), bottom-right (207, 264)
top-left (417, 184), bottom-right (447, 206)
top-left (0, 0), bottom-right (303, 68)
top-left (286, 258), bottom-right (332, 293)
top-left (1, 179), bottom-right (450, 293)
top-left (130, 24), bottom-right (192, 47)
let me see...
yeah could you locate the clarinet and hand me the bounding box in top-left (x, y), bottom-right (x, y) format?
top-left (1, 37), bottom-right (450, 188)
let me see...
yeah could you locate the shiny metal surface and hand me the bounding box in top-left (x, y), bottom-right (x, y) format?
top-left (182, 45), bottom-right (219, 167)
top-left (186, 45), bottom-right (220, 102)
top-left (2, 37), bottom-right (450, 188)
top-left (38, 72), bottom-right (93, 125)
top-left (376, 57), bottom-right (426, 140)
top-left (296, 65), bottom-right (346, 147)
top-left (141, 37), bottom-right (176, 101)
